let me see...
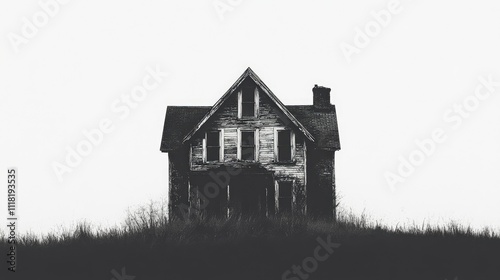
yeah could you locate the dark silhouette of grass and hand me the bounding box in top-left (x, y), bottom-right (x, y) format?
top-left (1, 202), bottom-right (499, 280)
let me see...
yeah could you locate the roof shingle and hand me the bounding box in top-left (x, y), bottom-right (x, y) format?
top-left (160, 106), bottom-right (210, 152)
top-left (287, 105), bottom-right (341, 151)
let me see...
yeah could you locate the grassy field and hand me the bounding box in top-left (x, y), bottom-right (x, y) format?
top-left (1, 204), bottom-right (499, 280)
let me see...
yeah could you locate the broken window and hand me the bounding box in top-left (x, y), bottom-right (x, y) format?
top-left (277, 130), bottom-right (292, 161)
top-left (206, 131), bottom-right (221, 162)
top-left (278, 181), bottom-right (293, 213)
top-left (240, 131), bottom-right (255, 161)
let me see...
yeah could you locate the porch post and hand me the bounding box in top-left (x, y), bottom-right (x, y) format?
top-left (187, 179), bottom-right (192, 217)
top-left (226, 184), bottom-right (231, 218)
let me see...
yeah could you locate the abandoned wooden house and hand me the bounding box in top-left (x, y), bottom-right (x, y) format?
top-left (160, 67), bottom-right (340, 220)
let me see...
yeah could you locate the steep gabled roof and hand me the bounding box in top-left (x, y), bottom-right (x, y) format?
top-left (160, 67), bottom-right (341, 152)
top-left (182, 67), bottom-right (315, 143)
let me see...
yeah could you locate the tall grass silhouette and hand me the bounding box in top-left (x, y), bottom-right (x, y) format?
top-left (2, 200), bottom-right (499, 280)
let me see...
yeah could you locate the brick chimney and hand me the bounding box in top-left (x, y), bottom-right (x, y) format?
top-left (313, 84), bottom-right (331, 111)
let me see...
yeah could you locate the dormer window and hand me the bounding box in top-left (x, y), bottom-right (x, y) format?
top-left (238, 86), bottom-right (259, 118)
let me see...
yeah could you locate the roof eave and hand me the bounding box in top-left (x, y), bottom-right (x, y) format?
top-left (182, 67), bottom-right (315, 143)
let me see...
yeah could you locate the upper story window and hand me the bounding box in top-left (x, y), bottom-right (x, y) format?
top-left (238, 129), bottom-right (259, 161)
top-left (275, 129), bottom-right (295, 162)
top-left (278, 130), bottom-right (292, 161)
top-left (204, 130), bottom-right (223, 162)
top-left (238, 86), bottom-right (259, 118)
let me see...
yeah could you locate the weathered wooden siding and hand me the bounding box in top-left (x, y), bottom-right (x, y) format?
top-left (188, 85), bottom-right (307, 214)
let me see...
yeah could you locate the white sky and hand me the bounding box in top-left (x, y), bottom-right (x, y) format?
top-left (1, 0), bottom-right (500, 235)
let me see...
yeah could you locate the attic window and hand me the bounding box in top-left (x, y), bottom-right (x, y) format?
top-left (239, 86), bottom-right (258, 118)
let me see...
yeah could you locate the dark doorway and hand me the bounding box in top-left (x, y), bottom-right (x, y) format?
top-left (190, 174), bottom-right (229, 219)
top-left (229, 174), bottom-right (273, 218)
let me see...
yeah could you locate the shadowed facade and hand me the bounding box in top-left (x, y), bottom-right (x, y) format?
top-left (160, 68), bottom-right (340, 220)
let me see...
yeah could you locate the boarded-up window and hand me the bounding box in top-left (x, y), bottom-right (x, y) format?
top-left (278, 130), bottom-right (292, 161)
top-left (241, 131), bottom-right (255, 161)
top-left (278, 181), bottom-right (293, 213)
top-left (206, 131), bottom-right (220, 161)
top-left (241, 87), bottom-right (255, 117)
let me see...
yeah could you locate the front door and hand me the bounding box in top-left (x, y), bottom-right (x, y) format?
top-left (229, 174), bottom-right (273, 218)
